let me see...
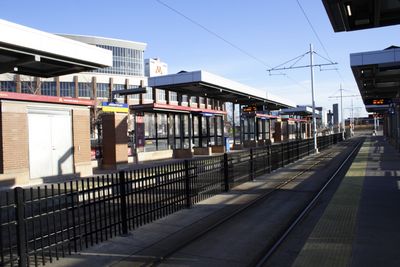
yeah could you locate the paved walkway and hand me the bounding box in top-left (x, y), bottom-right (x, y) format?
top-left (293, 135), bottom-right (400, 267)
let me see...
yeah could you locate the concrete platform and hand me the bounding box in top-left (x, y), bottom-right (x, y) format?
top-left (293, 135), bottom-right (400, 267)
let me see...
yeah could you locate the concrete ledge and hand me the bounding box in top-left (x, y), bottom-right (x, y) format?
top-left (138, 150), bottom-right (173, 162)
top-left (173, 149), bottom-right (193, 159)
top-left (211, 145), bottom-right (225, 153)
top-left (101, 163), bottom-right (126, 170)
top-left (193, 147), bottom-right (212, 155)
top-left (74, 162), bottom-right (93, 177)
top-left (0, 169), bottom-right (29, 188)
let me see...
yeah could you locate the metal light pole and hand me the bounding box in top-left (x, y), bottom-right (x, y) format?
top-left (309, 44), bottom-right (318, 153)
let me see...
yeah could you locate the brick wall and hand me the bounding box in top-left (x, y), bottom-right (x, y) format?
top-left (115, 113), bottom-right (128, 164)
top-left (102, 113), bottom-right (128, 169)
top-left (72, 109), bottom-right (91, 163)
top-left (0, 102), bottom-right (29, 173)
top-left (72, 108), bottom-right (92, 177)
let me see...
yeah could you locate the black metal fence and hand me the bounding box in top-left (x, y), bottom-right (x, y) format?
top-left (0, 133), bottom-right (343, 267)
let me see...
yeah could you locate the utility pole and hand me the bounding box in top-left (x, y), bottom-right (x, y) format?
top-left (328, 88), bottom-right (360, 139)
top-left (268, 44), bottom-right (337, 153)
top-left (309, 44), bottom-right (318, 153)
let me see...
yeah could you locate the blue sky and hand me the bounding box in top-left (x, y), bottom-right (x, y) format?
top-left (2, 0), bottom-right (400, 118)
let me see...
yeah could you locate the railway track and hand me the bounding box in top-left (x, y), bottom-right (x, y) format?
top-left (125, 137), bottom-right (364, 267)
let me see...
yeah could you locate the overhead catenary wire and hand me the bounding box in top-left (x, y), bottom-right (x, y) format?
top-left (155, 0), bottom-right (308, 90)
top-left (296, 0), bottom-right (345, 83)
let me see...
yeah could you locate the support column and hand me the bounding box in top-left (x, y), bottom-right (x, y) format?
top-left (239, 104), bottom-right (244, 145)
top-left (15, 74), bottom-right (21, 93)
top-left (101, 113), bottom-right (128, 170)
top-left (124, 78), bottom-right (129, 104)
top-left (109, 77), bottom-right (113, 102)
top-left (232, 103), bottom-right (236, 145)
top-left (55, 77), bottom-right (60, 97)
top-left (188, 114), bottom-right (193, 149)
top-left (74, 76), bottom-right (79, 98)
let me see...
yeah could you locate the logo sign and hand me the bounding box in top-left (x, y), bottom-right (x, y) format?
top-left (101, 102), bottom-right (129, 113)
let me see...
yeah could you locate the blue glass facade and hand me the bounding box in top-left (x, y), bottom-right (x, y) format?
top-left (41, 81), bottom-right (57, 96)
top-left (0, 81), bottom-right (16, 92)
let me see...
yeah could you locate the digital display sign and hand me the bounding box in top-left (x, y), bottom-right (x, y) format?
top-left (365, 98), bottom-right (389, 105)
top-left (242, 106), bottom-right (257, 112)
top-left (372, 99), bottom-right (385, 105)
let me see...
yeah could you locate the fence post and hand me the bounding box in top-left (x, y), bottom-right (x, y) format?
top-left (223, 153), bottom-right (230, 192)
top-left (250, 148), bottom-right (254, 181)
top-left (268, 145), bottom-right (272, 173)
top-left (14, 187), bottom-right (27, 267)
top-left (119, 171), bottom-right (128, 235)
top-left (184, 160), bottom-right (192, 208)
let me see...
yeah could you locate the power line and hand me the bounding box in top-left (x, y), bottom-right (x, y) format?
top-left (296, 0), bottom-right (345, 83)
top-left (155, 0), bottom-right (308, 90)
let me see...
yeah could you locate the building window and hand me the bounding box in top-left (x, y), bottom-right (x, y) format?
top-left (60, 82), bottom-right (75, 97)
top-left (41, 81), bottom-right (57, 96)
top-left (190, 96), bottom-right (197, 104)
top-left (169, 91), bottom-right (177, 102)
top-left (199, 97), bottom-right (205, 105)
top-left (156, 89), bottom-right (165, 102)
top-left (143, 87), bottom-right (153, 100)
top-left (181, 95), bottom-right (188, 103)
top-left (127, 85), bottom-right (140, 99)
top-left (113, 84), bottom-right (125, 91)
top-left (78, 82), bottom-right (92, 98)
top-left (157, 113), bottom-right (168, 150)
top-left (21, 81), bottom-right (36, 94)
top-left (0, 81), bottom-right (16, 92)
top-left (144, 113), bottom-right (156, 152)
top-left (96, 83), bottom-right (109, 98)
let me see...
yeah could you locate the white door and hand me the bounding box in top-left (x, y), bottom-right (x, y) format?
top-left (28, 109), bottom-right (73, 179)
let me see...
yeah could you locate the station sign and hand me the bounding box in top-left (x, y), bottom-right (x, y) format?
top-left (101, 102), bottom-right (128, 113)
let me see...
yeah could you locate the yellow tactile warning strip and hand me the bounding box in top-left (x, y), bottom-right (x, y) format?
top-left (293, 138), bottom-right (370, 267)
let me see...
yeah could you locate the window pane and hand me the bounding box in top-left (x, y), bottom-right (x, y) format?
top-left (79, 82), bottom-right (92, 97)
top-left (183, 115), bottom-right (189, 137)
top-left (41, 81), bottom-right (57, 96)
top-left (96, 83), bottom-right (109, 98)
top-left (193, 116), bottom-right (199, 136)
top-left (60, 82), bottom-right (75, 97)
top-left (157, 113), bottom-right (167, 138)
top-left (144, 113), bottom-right (156, 138)
top-left (175, 115), bottom-right (180, 136)
top-left (201, 117), bottom-right (207, 135)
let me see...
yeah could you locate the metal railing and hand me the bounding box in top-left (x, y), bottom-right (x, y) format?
top-left (0, 133), bottom-right (343, 267)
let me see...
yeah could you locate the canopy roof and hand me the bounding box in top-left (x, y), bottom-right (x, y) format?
top-left (0, 19), bottom-right (112, 77)
top-left (149, 70), bottom-right (295, 110)
top-left (322, 0), bottom-right (400, 32)
top-left (351, 46), bottom-right (400, 112)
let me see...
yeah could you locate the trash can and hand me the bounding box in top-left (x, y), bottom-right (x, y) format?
top-left (225, 137), bottom-right (230, 152)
